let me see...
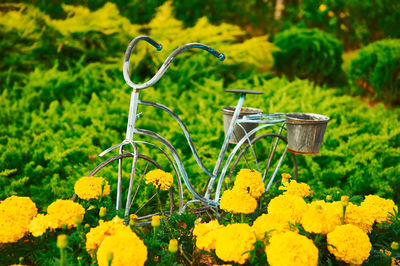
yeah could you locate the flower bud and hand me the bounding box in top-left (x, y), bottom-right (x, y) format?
top-left (57, 234), bottom-right (68, 249)
top-left (341, 195), bottom-right (349, 203)
top-left (84, 223), bottom-right (90, 229)
top-left (168, 239), bottom-right (178, 253)
top-left (152, 215), bottom-right (160, 227)
top-left (341, 201), bottom-right (349, 207)
top-left (74, 215), bottom-right (83, 225)
top-left (326, 195), bottom-right (332, 201)
top-left (129, 214), bottom-right (138, 226)
top-left (99, 207), bottom-right (107, 218)
top-left (87, 205), bottom-right (95, 211)
top-left (391, 242), bottom-right (399, 250)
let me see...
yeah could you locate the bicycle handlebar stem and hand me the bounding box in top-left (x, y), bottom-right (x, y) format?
top-left (123, 35), bottom-right (225, 90)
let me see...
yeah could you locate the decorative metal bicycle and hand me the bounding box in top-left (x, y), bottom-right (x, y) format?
top-left (87, 36), bottom-right (303, 224)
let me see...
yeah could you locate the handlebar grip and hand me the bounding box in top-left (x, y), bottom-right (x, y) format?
top-left (123, 36), bottom-right (225, 90)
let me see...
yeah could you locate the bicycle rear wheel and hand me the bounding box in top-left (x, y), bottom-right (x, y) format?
top-left (228, 133), bottom-right (298, 192)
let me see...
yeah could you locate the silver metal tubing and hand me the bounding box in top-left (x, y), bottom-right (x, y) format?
top-left (214, 123), bottom-right (284, 201)
top-left (99, 141), bottom-right (128, 157)
top-left (116, 145), bottom-right (124, 210)
top-left (126, 90), bottom-right (139, 141)
top-left (205, 94), bottom-right (246, 199)
top-left (179, 199), bottom-right (202, 214)
top-left (134, 128), bottom-right (217, 207)
top-left (123, 140), bottom-right (139, 219)
top-left (134, 140), bottom-right (184, 211)
top-left (265, 146), bottom-right (288, 191)
top-left (237, 122), bottom-right (260, 172)
top-left (139, 100), bottom-right (213, 178)
top-left (123, 36), bottom-right (225, 90)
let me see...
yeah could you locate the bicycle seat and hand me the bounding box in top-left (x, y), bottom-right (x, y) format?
top-left (224, 89), bottom-right (263, 95)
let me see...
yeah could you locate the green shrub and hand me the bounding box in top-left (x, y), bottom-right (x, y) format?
top-left (349, 39), bottom-right (400, 105)
top-left (273, 27), bottom-right (344, 85)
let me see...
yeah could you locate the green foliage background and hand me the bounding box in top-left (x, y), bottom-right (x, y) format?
top-left (1, 1), bottom-right (400, 212)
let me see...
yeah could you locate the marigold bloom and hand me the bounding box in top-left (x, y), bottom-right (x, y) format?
top-left (86, 216), bottom-right (131, 254)
top-left (214, 223), bottom-right (256, 264)
top-left (232, 169), bottom-right (265, 199)
top-left (145, 169), bottom-right (173, 190)
top-left (252, 213), bottom-right (295, 241)
top-left (28, 214), bottom-right (50, 237)
top-left (193, 220), bottom-right (224, 251)
top-left (279, 180), bottom-right (313, 198)
top-left (327, 224), bottom-right (371, 265)
top-left (267, 194), bottom-right (308, 223)
top-left (220, 189), bottom-right (257, 214)
top-left (319, 4), bottom-right (327, 12)
top-left (97, 230), bottom-right (147, 266)
top-left (0, 196), bottom-right (37, 243)
top-left (301, 201), bottom-right (341, 234)
top-left (46, 200), bottom-right (85, 229)
top-left (266, 231), bottom-right (318, 266)
top-left (361, 195), bottom-right (398, 223)
top-left (340, 202), bottom-right (375, 233)
top-left (74, 177), bottom-right (110, 200)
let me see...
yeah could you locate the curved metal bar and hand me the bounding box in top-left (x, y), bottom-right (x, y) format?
top-left (214, 123), bottom-right (285, 201)
top-left (123, 35), bottom-right (225, 89)
top-left (134, 140), bottom-right (184, 211)
top-left (139, 100), bottom-right (214, 178)
top-left (123, 140), bottom-right (138, 220)
top-left (99, 141), bottom-right (128, 157)
top-left (134, 128), bottom-right (217, 207)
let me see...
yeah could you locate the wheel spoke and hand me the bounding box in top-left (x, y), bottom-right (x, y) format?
top-left (129, 161), bottom-right (150, 210)
top-left (134, 193), bottom-right (157, 215)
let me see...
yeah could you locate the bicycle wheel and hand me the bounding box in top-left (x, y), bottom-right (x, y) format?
top-left (228, 133), bottom-right (298, 192)
top-left (87, 152), bottom-right (183, 225)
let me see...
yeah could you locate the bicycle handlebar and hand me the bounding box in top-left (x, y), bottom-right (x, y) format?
top-left (123, 35), bottom-right (225, 90)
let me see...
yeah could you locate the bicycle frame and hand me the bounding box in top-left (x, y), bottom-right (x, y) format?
top-left (95, 36), bottom-right (290, 217)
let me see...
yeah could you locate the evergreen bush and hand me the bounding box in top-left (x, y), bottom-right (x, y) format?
top-left (349, 39), bottom-right (400, 105)
top-left (273, 27), bottom-right (344, 85)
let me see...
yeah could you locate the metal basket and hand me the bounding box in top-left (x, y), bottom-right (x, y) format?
top-left (286, 113), bottom-right (330, 154)
top-left (222, 107), bottom-right (263, 144)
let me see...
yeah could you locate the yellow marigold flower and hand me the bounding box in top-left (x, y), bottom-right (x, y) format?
top-left (267, 194), bottom-right (308, 223)
top-left (279, 180), bottom-right (313, 198)
top-left (319, 4), bottom-right (327, 12)
top-left (327, 224), bottom-right (371, 265)
top-left (266, 231), bottom-right (318, 266)
top-left (193, 220), bottom-right (224, 251)
top-left (342, 203), bottom-right (375, 233)
top-left (232, 169), bottom-right (265, 199)
top-left (46, 200), bottom-right (85, 229)
top-left (145, 169), bottom-right (173, 190)
top-left (214, 223), bottom-right (256, 264)
top-left (74, 177), bottom-right (110, 200)
top-left (301, 201), bottom-right (341, 234)
top-left (392, 242), bottom-right (399, 250)
top-left (380, 248), bottom-right (391, 256)
top-left (97, 230), bottom-right (147, 266)
top-left (252, 213), bottom-right (296, 241)
top-left (86, 216), bottom-right (131, 254)
top-left (29, 214), bottom-right (50, 237)
top-left (0, 196), bottom-right (37, 243)
top-left (361, 195), bottom-right (398, 223)
top-left (220, 189), bottom-right (257, 214)
top-left (326, 195), bottom-right (332, 201)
